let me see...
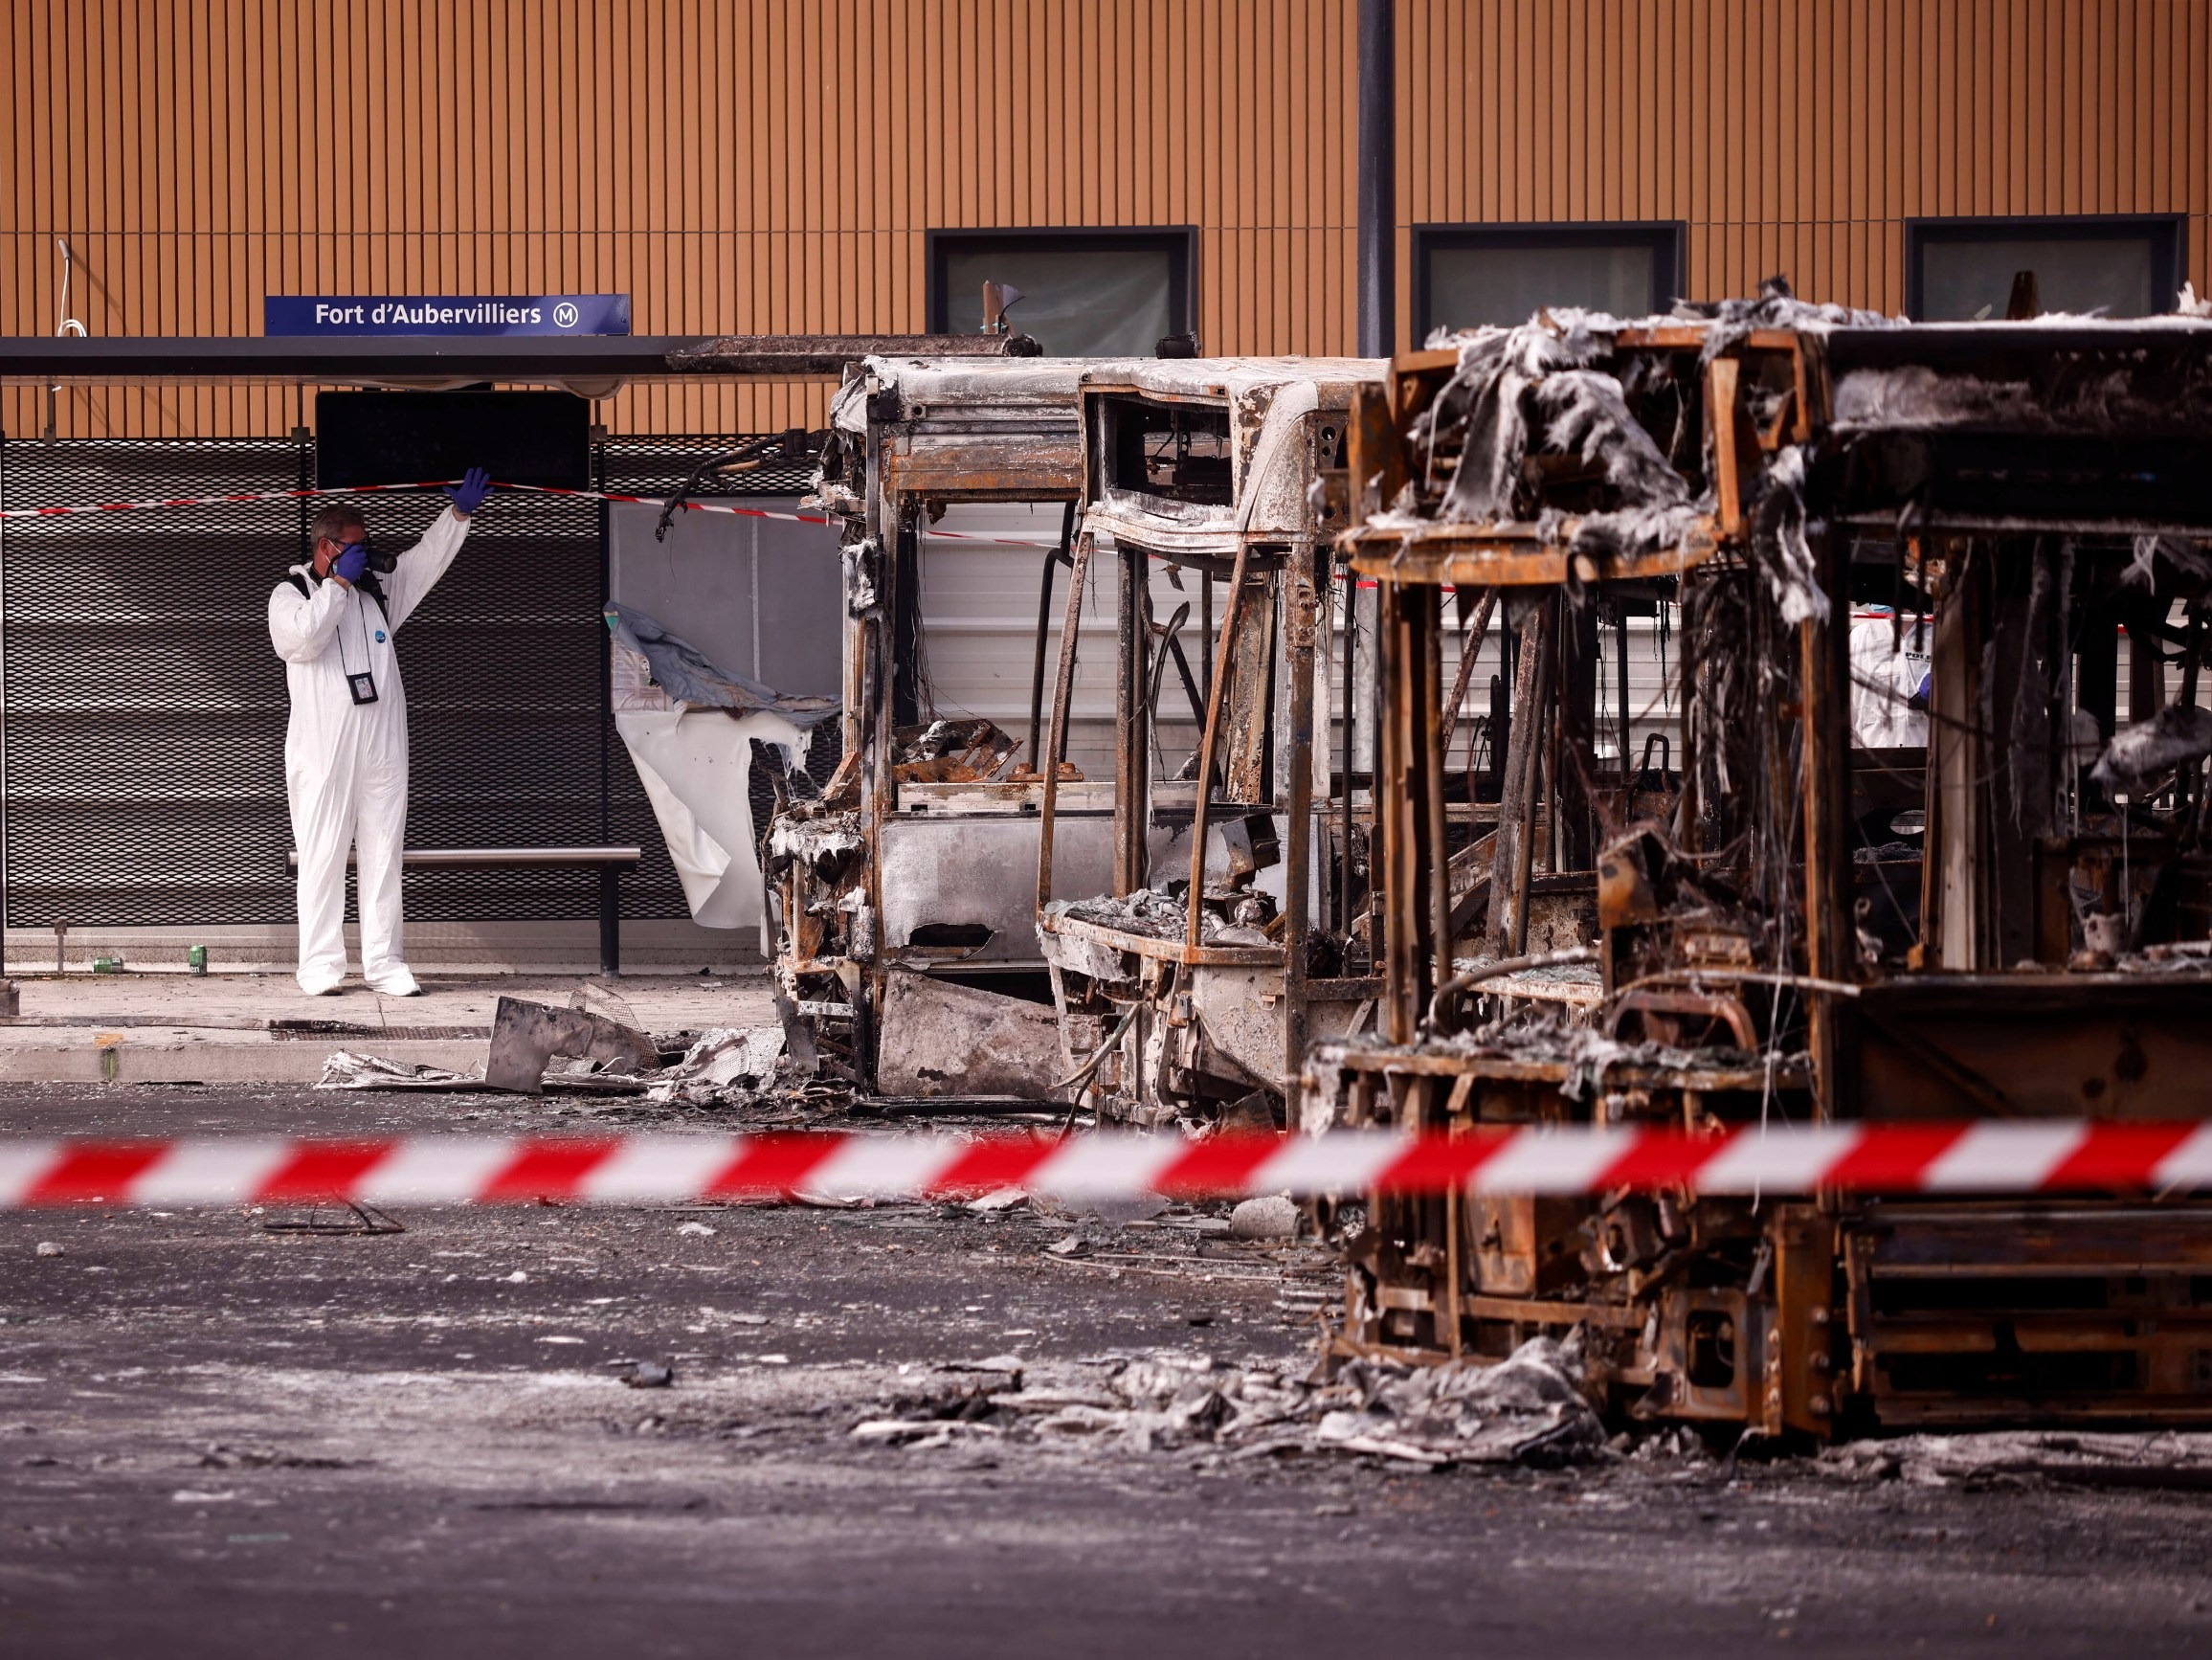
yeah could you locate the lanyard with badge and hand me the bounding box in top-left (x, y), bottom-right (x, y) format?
top-left (335, 582), bottom-right (379, 705)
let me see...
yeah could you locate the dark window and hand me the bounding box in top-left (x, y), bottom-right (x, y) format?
top-left (1099, 395), bottom-right (1235, 505)
top-left (1414, 223), bottom-right (1686, 338)
top-left (1907, 215), bottom-right (2187, 320)
top-left (927, 228), bottom-right (1195, 356)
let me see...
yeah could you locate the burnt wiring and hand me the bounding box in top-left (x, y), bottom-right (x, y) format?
top-left (654, 428), bottom-right (822, 542)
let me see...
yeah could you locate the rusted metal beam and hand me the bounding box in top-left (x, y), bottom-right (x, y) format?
top-left (665, 333), bottom-right (1040, 373)
top-left (1799, 529), bottom-right (1858, 1117)
top-left (1025, 505), bottom-right (1077, 769)
top-left (1486, 599), bottom-right (1552, 957)
top-left (1282, 546), bottom-right (1322, 1081)
top-left (0, 331), bottom-right (1033, 385)
top-left (1340, 565), bottom-right (1361, 937)
top-left (1377, 579), bottom-right (1442, 1043)
top-left (1035, 531), bottom-right (1096, 916)
top-left (1346, 379), bottom-right (1406, 523)
top-left (1437, 587), bottom-right (1498, 759)
top-left (1341, 528), bottom-right (1720, 590)
top-left (1115, 541), bottom-right (1152, 897)
top-left (1421, 578), bottom-right (1454, 991)
top-left (1183, 543), bottom-right (1255, 953)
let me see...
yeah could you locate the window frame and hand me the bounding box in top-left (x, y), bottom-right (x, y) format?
top-left (1411, 220), bottom-right (1688, 339)
top-left (924, 226), bottom-right (1197, 347)
top-left (1904, 213), bottom-right (2189, 321)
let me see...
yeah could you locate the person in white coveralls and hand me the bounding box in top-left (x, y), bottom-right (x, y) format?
top-left (268, 468), bottom-right (492, 996)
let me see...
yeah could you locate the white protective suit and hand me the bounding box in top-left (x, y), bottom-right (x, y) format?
top-left (1847, 611), bottom-right (1932, 749)
top-left (267, 508), bottom-right (471, 994)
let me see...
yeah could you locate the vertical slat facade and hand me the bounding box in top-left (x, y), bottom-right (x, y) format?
top-left (1400, 0), bottom-right (2212, 330)
top-left (5, 1), bottom-right (2208, 439)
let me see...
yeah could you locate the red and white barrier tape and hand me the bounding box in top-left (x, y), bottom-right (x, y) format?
top-left (0, 478), bottom-right (1064, 550)
top-left (2, 1122), bottom-right (2208, 1208)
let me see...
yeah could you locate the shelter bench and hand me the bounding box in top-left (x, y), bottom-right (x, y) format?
top-left (285, 846), bottom-right (643, 976)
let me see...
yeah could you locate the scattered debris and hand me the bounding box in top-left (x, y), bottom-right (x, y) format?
top-left (195, 1444), bottom-right (356, 1471)
top-left (569, 981), bottom-right (645, 1032)
top-left (485, 997), bottom-right (662, 1094)
top-left (645, 1025), bottom-right (786, 1105)
top-left (619, 1361), bottom-right (676, 1390)
top-left (1227, 1196), bottom-right (1301, 1241)
top-left (316, 1051), bottom-right (483, 1091)
top-left (891, 717), bottom-right (1021, 784)
top-left (873, 970), bottom-right (1068, 1101)
top-left (1821, 1432), bottom-right (2212, 1491)
top-left (261, 1199), bottom-right (404, 1237)
top-left (34, 1242), bottom-right (63, 1258)
top-left (905, 1335), bottom-right (1609, 1468)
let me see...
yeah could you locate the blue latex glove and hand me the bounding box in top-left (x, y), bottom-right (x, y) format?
top-left (444, 465), bottom-right (492, 516)
top-left (331, 542), bottom-right (371, 586)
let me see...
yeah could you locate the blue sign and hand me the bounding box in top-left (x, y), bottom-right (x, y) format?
top-left (264, 294), bottom-right (632, 337)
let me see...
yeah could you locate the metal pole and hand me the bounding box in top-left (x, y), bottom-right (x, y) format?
top-left (1356, 0), bottom-right (1396, 359)
top-left (597, 865), bottom-right (621, 977)
top-left (1027, 503), bottom-right (1076, 769)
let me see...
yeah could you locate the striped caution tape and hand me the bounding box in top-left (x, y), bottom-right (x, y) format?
top-left (0, 478), bottom-right (1064, 550)
top-left (2, 1122), bottom-right (2209, 1208)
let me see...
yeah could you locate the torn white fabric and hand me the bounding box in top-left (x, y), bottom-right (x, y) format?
top-left (610, 626), bottom-right (809, 931)
top-left (616, 707), bottom-right (806, 930)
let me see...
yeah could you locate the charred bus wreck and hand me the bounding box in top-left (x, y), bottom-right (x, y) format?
top-left (1034, 359), bottom-right (1386, 1125)
top-left (771, 356), bottom-right (1130, 1096)
top-left (1312, 300), bottom-right (2212, 1433)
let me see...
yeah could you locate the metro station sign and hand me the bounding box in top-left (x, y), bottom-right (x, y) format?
top-left (263, 294), bottom-right (632, 337)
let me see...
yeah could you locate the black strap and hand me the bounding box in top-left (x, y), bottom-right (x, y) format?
top-left (287, 571), bottom-right (388, 623)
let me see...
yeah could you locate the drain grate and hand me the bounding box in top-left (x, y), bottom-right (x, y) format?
top-left (270, 1023), bottom-right (490, 1042)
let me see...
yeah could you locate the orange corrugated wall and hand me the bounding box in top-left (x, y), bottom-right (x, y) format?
top-left (1399, 0), bottom-right (2212, 325)
top-left (4, 1), bottom-right (2207, 439)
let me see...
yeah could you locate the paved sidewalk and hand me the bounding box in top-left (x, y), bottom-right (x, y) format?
top-left (0, 971), bottom-right (777, 1088)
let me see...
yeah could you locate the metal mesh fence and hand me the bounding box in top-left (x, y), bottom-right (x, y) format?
top-left (0, 431), bottom-right (821, 931)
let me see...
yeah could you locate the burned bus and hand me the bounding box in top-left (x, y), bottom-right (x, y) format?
top-left (1034, 358), bottom-right (1386, 1125)
top-left (1312, 297), bottom-right (2212, 1433)
top-left (770, 355), bottom-right (1132, 1095)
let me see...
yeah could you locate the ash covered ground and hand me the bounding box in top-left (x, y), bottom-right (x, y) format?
top-left (3, 1084), bottom-right (2210, 1658)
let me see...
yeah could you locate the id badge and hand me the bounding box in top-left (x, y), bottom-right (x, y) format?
top-left (347, 670), bottom-right (379, 706)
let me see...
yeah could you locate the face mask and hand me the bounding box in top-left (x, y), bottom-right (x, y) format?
top-left (322, 537), bottom-right (395, 573)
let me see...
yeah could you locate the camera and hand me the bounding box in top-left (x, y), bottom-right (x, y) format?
top-left (363, 542), bottom-right (398, 574)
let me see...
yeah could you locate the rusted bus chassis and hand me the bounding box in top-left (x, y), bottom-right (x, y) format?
top-left (771, 356), bottom-right (1131, 1095)
top-left (1313, 312), bottom-right (2212, 1435)
top-left (1034, 359), bottom-right (1386, 1125)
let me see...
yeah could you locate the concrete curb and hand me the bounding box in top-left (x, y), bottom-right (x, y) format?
top-left (0, 1030), bottom-right (486, 1086)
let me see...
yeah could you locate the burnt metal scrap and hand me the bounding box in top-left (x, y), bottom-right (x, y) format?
top-left (767, 355), bottom-right (1127, 1097)
top-left (663, 332), bottom-right (1044, 373)
top-left (1316, 301), bottom-right (2212, 1437)
top-left (654, 427), bottom-right (825, 541)
top-left (1033, 359), bottom-right (1387, 1128)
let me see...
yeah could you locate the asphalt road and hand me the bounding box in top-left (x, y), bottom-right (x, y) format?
top-left (3, 1083), bottom-right (2210, 1658)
